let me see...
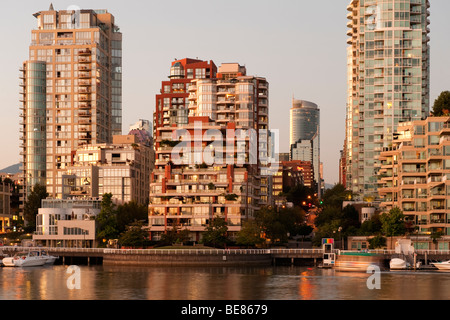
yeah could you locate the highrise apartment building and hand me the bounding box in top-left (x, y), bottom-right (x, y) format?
top-left (20, 6), bottom-right (122, 205)
top-left (289, 99), bottom-right (321, 197)
top-left (344, 0), bottom-right (430, 200)
top-left (153, 58), bottom-right (217, 134)
top-left (149, 60), bottom-right (270, 241)
top-left (378, 117), bottom-right (450, 236)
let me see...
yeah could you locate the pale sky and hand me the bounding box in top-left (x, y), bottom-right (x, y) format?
top-left (1, 0), bottom-right (449, 185)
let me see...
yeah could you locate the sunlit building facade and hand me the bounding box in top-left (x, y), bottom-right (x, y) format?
top-left (149, 61), bottom-right (270, 241)
top-left (289, 99), bottom-right (321, 197)
top-left (20, 6), bottom-right (122, 207)
top-left (344, 0), bottom-right (430, 200)
top-left (378, 117), bottom-right (450, 236)
top-left (63, 135), bottom-right (153, 205)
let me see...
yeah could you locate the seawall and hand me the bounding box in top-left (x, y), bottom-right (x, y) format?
top-left (103, 251), bottom-right (272, 267)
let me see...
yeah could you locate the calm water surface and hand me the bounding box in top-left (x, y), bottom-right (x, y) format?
top-left (1, 264), bottom-right (450, 300)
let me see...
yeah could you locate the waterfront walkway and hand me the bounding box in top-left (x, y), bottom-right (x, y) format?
top-left (2, 247), bottom-right (450, 266)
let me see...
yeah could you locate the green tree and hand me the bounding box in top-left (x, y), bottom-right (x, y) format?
top-left (314, 206), bottom-right (342, 228)
top-left (236, 220), bottom-right (264, 248)
top-left (201, 216), bottom-right (229, 248)
top-left (23, 184), bottom-right (48, 232)
top-left (341, 204), bottom-right (361, 230)
top-left (96, 193), bottom-right (119, 245)
top-left (321, 184), bottom-right (353, 209)
top-left (380, 207), bottom-right (406, 248)
top-left (255, 206), bottom-right (304, 245)
top-left (368, 235), bottom-right (386, 249)
top-left (359, 213), bottom-right (382, 235)
top-left (160, 226), bottom-right (191, 246)
top-left (119, 221), bottom-right (148, 248)
top-left (115, 201), bottom-right (148, 234)
top-left (432, 91), bottom-right (450, 116)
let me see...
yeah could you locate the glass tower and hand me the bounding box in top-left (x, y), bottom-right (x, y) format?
top-left (20, 6), bottom-right (122, 207)
top-left (290, 99), bottom-right (321, 195)
top-left (344, 0), bottom-right (430, 200)
top-left (20, 61), bottom-right (47, 199)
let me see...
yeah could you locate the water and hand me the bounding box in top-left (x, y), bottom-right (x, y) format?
top-left (1, 265), bottom-right (450, 301)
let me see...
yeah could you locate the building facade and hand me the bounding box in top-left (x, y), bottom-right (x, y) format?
top-left (0, 182), bottom-right (12, 233)
top-left (289, 99), bottom-right (321, 196)
top-left (153, 58), bottom-right (217, 134)
top-left (344, 0), bottom-right (430, 200)
top-left (62, 135), bottom-right (153, 205)
top-left (271, 161), bottom-right (306, 207)
top-left (20, 6), bottom-right (122, 206)
top-left (33, 198), bottom-right (101, 247)
top-left (149, 60), bottom-right (270, 241)
top-left (378, 117), bottom-right (450, 236)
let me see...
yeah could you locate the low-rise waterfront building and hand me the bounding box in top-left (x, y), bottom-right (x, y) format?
top-left (32, 198), bottom-right (101, 247)
top-left (0, 182), bottom-right (12, 233)
top-left (378, 116), bottom-right (450, 236)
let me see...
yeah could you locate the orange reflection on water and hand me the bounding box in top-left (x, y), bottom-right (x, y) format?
top-left (297, 269), bottom-right (315, 300)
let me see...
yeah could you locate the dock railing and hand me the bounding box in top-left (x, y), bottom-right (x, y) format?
top-left (3, 247), bottom-right (450, 258)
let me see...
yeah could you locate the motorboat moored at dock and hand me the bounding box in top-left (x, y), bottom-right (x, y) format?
top-left (13, 251), bottom-right (47, 267)
top-left (2, 251), bottom-right (47, 267)
top-left (431, 260), bottom-right (450, 271)
top-left (390, 258), bottom-right (407, 270)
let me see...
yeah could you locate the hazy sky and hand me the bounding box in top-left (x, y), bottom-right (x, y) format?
top-left (1, 0), bottom-right (449, 185)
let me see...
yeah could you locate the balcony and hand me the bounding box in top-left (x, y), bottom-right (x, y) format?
top-left (78, 79), bottom-right (91, 86)
top-left (79, 65), bottom-right (92, 71)
top-left (79, 95), bottom-right (91, 102)
top-left (78, 88), bottom-right (92, 94)
top-left (79, 72), bottom-right (91, 79)
top-left (79, 133), bottom-right (92, 140)
top-left (78, 111), bottom-right (91, 117)
top-left (78, 57), bottom-right (91, 64)
top-left (79, 119), bottom-right (92, 125)
top-left (79, 103), bottom-right (91, 110)
top-left (78, 49), bottom-right (92, 56)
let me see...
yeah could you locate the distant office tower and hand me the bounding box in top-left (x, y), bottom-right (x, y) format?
top-left (289, 99), bottom-right (321, 196)
top-left (20, 6), bottom-right (122, 204)
top-left (344, 0), bottom-right (430, 200)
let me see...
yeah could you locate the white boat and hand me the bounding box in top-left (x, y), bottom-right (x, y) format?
top-left (2, 256), bottom-right (15, 267)
top-left (431, 260), bottom-right (450, 271)
top-left (390, 258), bottom-right (408, 270)
top-left (39, 251), bottom-right (58, 265)
top-left (11, 251), bottom-right (47, 267)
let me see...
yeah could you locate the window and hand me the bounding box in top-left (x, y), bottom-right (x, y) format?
top-left (187, 69), bottom-right (194, 79)
top-left (44, 14), bottom-right (54, 24)
top-left (63, 227), bottom-right (88, 235)
top-left (195, 68), bottom-right (205, 79)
